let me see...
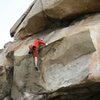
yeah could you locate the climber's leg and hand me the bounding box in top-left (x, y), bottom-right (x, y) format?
top-left (33, 48), bottom-right (39, 71)
top-left (34, 57), bottom-right (39, 71)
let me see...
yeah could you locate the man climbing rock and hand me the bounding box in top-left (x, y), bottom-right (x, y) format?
top-left (28, 38), bottom-right (47, 71)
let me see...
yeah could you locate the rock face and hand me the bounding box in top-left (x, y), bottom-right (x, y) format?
top-left (10, 0), bottom-right (100, 39)
top-left (0, 0), bottom-right (100, 100)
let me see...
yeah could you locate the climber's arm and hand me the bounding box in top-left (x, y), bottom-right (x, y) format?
top-left (39, 40), bottom-right (46, 45)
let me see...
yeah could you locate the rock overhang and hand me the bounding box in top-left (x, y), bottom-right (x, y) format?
top-left (10, 0), bottom-right (100, 40)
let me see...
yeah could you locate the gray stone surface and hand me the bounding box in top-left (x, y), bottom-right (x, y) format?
top-left (1, 7), bottom-right (100, 100)
top-left (10, 0), bottom-right (100, 39)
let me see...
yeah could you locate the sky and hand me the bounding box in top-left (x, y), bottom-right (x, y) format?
top-left (0, 0), bottom-right (33, 48)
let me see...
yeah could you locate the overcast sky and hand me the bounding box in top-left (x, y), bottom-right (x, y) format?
top-left (0, 0), bottom-right (32, 48)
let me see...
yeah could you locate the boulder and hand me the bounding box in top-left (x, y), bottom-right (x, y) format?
top-left (10, 0), bottom-right (100, 39)
top-left (0, 41), bottom-right (20, 99)
top-left (10, 0), bottom-right (35, 37)
top-left (10, 14), bottom-right (100, 100)
top-left (88, 25), bottom-right (100, 81)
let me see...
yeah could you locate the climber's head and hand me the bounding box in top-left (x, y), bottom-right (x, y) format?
top-left (37, 38), bottom-right (43, 41)
top-left (37, 38), bottom-right (40, 40)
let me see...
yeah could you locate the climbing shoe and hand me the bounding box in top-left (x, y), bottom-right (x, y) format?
top-left (35, 67), bottom-right (39, 71)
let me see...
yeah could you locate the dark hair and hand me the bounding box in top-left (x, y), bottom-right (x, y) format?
top-left (37, 38), bottom-right (40, 40)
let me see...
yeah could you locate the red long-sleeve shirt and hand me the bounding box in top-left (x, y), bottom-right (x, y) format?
top-left (33, 39), bottom-right (46, 48)
top-left (29, 39), bottom-right (46, 57)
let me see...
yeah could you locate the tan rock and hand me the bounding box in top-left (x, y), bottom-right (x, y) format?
top-left (88, 25), bottom-right (100, 81)
top-left (11, 14), bottom-right (100, 99)
top-left (42, 0), bottom-right (100, 19)
top-left (1, 10), bottom-right (100, 99)
top-left (10, 0), bottom-right (100, 39)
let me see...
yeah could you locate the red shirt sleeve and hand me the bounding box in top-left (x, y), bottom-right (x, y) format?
top-left (39, 40), bottom-right (46, 45)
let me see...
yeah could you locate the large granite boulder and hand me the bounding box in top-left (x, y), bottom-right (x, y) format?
top-left (9, 14), bottom-right (100, 100)
top-left (1, 0), bottom-right (100, 99)
top-left (0, 42), bottom-right (21, 100)
top-left (88, 25), bottom-right (100, 81)
top-left (10, 0), bottom-right (100, 39)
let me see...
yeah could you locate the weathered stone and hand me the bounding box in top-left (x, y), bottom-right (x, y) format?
top-left (88, 25), bottom-right (100, 81)
top-left (1, 0), bottom-right (100, 99)
top-left (9, 14), bottom-right (100, 100)
top-left (10, 0), bottom-right (100, 39)
top-left (10, 1), bottom-right (35, 37)
top-left (0, 42), bottom-right (16, 99)
top-left (42, 0), bottom-right (100, 19)
top-left (11, 0), bottom-right (50, 40)
top-left (1, 1), bottom-right (100, 99)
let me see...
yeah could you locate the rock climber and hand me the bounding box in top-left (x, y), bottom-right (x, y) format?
top-left (28, 38), bottom-right (47, 71)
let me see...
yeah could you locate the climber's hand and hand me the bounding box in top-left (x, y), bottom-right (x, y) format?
top-left (46, 43), bottom-right (48, 46)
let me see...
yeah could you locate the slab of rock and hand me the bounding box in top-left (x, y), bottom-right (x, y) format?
top-left (0, 13), bottom-right (100, 100)
top-left (10, 14), bottom-right (100, 100)
top-left (10, 0), bottom-right (100, 39)
top-left (88, 25), bottom-right (100, 81)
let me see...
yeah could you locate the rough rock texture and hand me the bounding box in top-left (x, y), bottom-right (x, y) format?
top-left (88, 25), bottom-right (100, 81)
top-left (0, 49), bottom-right (13, 100)
top-left (1, 14), bottom-right (99, 100)
top-left (10, 0), bottom-right (100, 39)
top-left (10, 0), bottom-right (37, 37)
top-left (0, 1), bottom-right (100, 100)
